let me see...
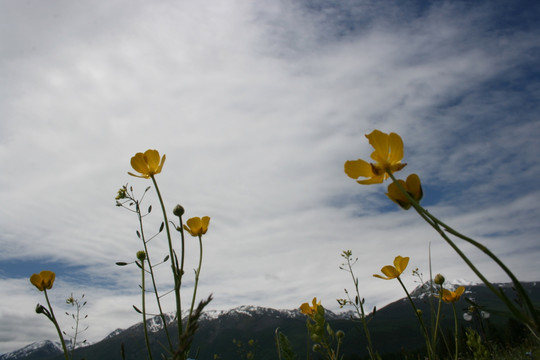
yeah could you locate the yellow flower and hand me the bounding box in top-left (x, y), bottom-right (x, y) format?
top-left (300, 297), bottom-right (321, 317)
top-left (386, 173), bottom-right (423, 210)
top-left (183, 216), bottom-right (211, 237)
top-left (128, 149), bottom-right (166, 178)
top-left (373, 256), bottom-right (409, 280)
top-left (30, 271), bottom-right (56, 291)
top-left (441, 286), bottom-right (465, 303)
top-left (345, 130), bottom-right (406, 184)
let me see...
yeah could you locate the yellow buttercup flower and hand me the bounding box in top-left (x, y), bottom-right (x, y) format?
top-left (30, 270), bottom-right (56, 291)
top-left (300, 297), bottom-right (321, 317)
top-left (183, 216), bottom-right (211, 237)
top-left (373, 256), bottom-right (409, 280)
top-left (345, 130), bottom-right (406, 184)
top-left (128, 149), bottom-right (166, 178)
top-left (442, 286), bottom-right (465, 303)
top-left (386, 173), bottom-right (423, 210)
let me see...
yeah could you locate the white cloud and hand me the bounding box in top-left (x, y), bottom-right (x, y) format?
top-left (1, 0), bottom-right (539, 354)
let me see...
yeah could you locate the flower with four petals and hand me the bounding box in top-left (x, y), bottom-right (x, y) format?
top-left (128, 149), bottom-right (166, 178)
top-left (373, 256), bottom-right (409, 280)
top-left (30, 270), bottom-right (56, 291)
top-left (345, 130), bottom-right (406, 184)
top-left (183, 216), bottom-right (211, 237)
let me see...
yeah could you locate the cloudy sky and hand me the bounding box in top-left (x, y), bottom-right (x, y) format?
top-left (1, 0), bottom-right (540, 354)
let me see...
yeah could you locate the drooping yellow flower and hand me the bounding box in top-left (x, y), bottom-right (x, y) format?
top-left (386, 173), bottom-right (423, 210)
top-left (300, 297), bottom-right (321, 317)
top-left (345, 130), bottom-right (406, 184)
top-left (128, 149), bottom-right (166, 178)
top-left (441, 286), bottom-right (465, 303)
top-left (183, 216), bottom-right (211, 237)
top-left (373, 256), bottom-right (409, 280)
top-left (30, 270), bottom-right (56, 291)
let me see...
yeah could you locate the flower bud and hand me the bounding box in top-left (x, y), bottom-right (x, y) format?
top-left (312, 344), bottom-right (321, 352)
top-left (416, 309), bottom-right (423, 316)
top-left (434, 274), bottom-right (445, 285)
top-left (35, 304), bottom-right (45, 314)
top-left (136, 250), bottom-right (146, 261)
top-left (173, 205), bottom-right (185, 217)
top-left (336, 330), bottom-right (345, 339)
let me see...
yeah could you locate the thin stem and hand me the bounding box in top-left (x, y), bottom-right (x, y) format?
top-left (186, 235), bottom-right (204, 331)
top-left (386, 171), bottom-right (539, 334)
top-left (136, 202), bottom-right (173, 352)
top-left (140, 260), bottom-right (154, 360)
top-left (452, 303), bottom-right (459, 360)
top-left (150, 175), bottom-right (182, 346)
top-left (397, 277), bottom-right (433, 359)
top-left (44, 290), bottom-right (69, 360)
top-left (432, 285), bottom-right (443, 350)
top-left (344, 255), bottom-right (377, 359)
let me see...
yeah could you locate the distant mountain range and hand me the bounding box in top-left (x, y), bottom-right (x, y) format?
top-left (2, 281), bottom-right (538, 360)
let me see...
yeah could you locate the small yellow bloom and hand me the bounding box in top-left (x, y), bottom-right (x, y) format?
top-left (300, 297), bottom-right (321, 317)
top-left (183, 216), bottom-right (211, 237)
top-left (441, 286), bottom-right (465, 303)
top-left (128, 149), bottom-right (166, 178)
top-left (373, 256), bottom-right (409, 280)
top-left (386, 173), bottom-right (423, 210)
top-left (345, 130), bottom-right (406, 184)
top-left (30, 271), bottom-right (56, 291)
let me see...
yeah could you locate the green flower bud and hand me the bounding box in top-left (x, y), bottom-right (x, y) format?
top-left (434, 274), bottom-right (445, 285)
top-left (173, 204), bottom-right (185, 217)
top-left (136, 250), bottom-right (146, 261)
top-left (35, 304), bottom-right (45, 314)
top-left (336, 330), bottom-right (345, 339)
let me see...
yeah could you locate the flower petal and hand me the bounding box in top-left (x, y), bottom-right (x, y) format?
top-left (130, 153), bottom-right (149, 175)
top-left (144, 150), bottom-right (161, 172)
top-left (366, 130), bottom-right (389, 163)
top-left (388, 132), bottom-right (404, 164)
top-left (380, 265), bottom-right (400, 279)
top-left (395, 256), bottom-right (409, 274)
top-left (406, 174), bottom-right (423, 202)
top-left (201, 216), bottom-right (210, 234)
top-left (344, 159), bottom-right (372, 179)
top-left (30, 274), bottom-right (44, 291)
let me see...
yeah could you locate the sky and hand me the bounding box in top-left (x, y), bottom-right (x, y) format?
top-left (1, 0), bottom-right (540, 354)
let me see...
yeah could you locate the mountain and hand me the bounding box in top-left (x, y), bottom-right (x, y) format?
top-left (2, 281), bottom-right (538, 360)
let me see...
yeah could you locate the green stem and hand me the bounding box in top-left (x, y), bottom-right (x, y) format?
top-left (150, 175), bottom-right (183, 346)
top-left (386, 171), bottom-right (539, 334)
top-left (44, 290), bottom-right (69, 360)
top-left (186, 235), bottom-right (204, 330)
top-left (432, 285), bottom-right (443, 350)
top-left (344, 256), bottom-right (377, 359)
top-left (452, 303), bottom-right (458, 360)
top-left (136, 202), bottom-right (174, 352)
top-left (140, 260), bottom-right (154, 360)
top-left (397, 277), bottom-right (434, 359)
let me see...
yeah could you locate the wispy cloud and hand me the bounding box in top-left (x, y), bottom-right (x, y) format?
top-left (1, 0), bottom-right (539, 354)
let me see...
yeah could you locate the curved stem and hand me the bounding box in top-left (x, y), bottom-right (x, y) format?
top-left (44, 290), bottom-right (69, 360)
top-left (397, 277), bottom-right (433, 359)
top-left (452, 303), bottom-right (459, 360)
top-left (386, 171), bottom-right (539, 333)
top-left (151, 175), bottom-right (182, 345)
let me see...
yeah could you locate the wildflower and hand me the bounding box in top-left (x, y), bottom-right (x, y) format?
top-left (30, 271), bottom-right (56, 291)
top-left (386, 173), bottom-right (423, 210)
top-left (183, 216), bottom-right (211, 237)
top-left (442, 286), bottom-right (465, 303)
top-left (300, 297), bottom-right (321, 317)
top-left (128, 149), bottom-right (166, 179)
top-left (434, 274), bottom-right (445, 285)
top-left (345, 130), bottom-right (406, 184)
top-left (373, 256), bottom-right (409, 280)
